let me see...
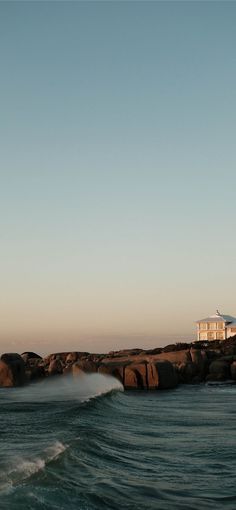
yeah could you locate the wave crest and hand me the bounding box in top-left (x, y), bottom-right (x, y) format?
top-left (6, 372), bottom-right (124, 403)
top-left (0, 441), bottom-right (67, 493)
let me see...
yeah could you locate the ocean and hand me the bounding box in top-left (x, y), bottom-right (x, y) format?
top-left (0, 374), bottom-right (236, 510)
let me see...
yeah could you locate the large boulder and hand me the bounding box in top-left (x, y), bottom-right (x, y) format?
top-left (123, 363), bottom-right (148, 389)
top-left (98, 364), bottom-right (124, 384)
top-left (147, 362), bottom-right (159, 389)
top-left (190, 349), bottom-right (208, 373)
top-left (153, 349), bottom-right (192, 364)
top-left (0, 353), bottom-right (27, 387)
top-left (177, 361), bottom-right (198, 383)
top-left (65, 352), bottom-right (79, 364)
top-left (75, 359), bottom-right (97, 373)
top-left (72, 363), bottom-right (85, 378)
top-left (125, 363), bottom-right (147, 389)
top-left (28, 365), bottom-right (45, 381)
top-left (124, 366), bottom-right (140, 389)
top-left (230, 361), bottom-right (236, 380)
top-left (48, 358), bottom-right (63, 376)
top-left (123, 361), bottom-right (179, 390)
top-left (207, 360), bottom-right (230, 381)
top-left (21, 352), bottom-right (42, 363)
top-left (155, 361), bottom-right (178, 389)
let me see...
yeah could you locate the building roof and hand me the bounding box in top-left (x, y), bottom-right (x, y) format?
top-left (196, 310), bottom-right (236, 324)
top-left (226, 322), bottom-right (236, 328)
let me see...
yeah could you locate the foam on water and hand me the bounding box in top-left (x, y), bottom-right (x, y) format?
top-left (2, 384), bottom-right (236, 509)
top-left (0, 373), bottom-right (123, 497)
top-left (0, 441), bottom-right (67, 493)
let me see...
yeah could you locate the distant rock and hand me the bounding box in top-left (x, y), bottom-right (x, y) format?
top-left (207, 360), bottom-right (230, 381)
top-left (124, 363), bottom-right (148, 389)
top-left (48, 358), bottom-right (63, 376)
top-left (155, 361), bottom-right (178, 389)
top-left (0, 353), bottom-right (26, 387)
top-left (230, 361), bottom-right (236, 380)
top-left (65, 352), bottom-right (78, 364)
top-left (21, 352), bottom-right (42, 363)
top-left (147, 362), bottom-right (159, 389)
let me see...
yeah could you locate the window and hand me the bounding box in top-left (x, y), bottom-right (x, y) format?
top-left (216, 332), bottom-right (224, 340)
top-left (207, 332), bottom-right (215, 340)
top-left (199, 323), bottom-right (207, 330)
top-left (208, 323), bottom-right (216, 330)
top-left (217, 322), bottom-right (224, 330)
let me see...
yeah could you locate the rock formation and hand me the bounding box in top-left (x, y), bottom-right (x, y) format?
top-left (1, 336), bottom-right (236, 389)
top-left (0, 353), bottom-right (27, 387)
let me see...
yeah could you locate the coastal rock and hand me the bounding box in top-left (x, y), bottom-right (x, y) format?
top-left (190, 349), bottom-right (207, 373)
top-left (207, 360), bottom-right (230, 381)
top-left (28, 365), bottom-right (45, 381)
top-left (76, 359), bottom-right (97, 373)
top-left (124, 366), bottom-right (139, 389)
top-left (0, 353), bottom-right (26, 387)
top-left (129, 363), bottom-right (147, 389)
top-left (152, 349), bottom-right (192, 365)
top-left (65, 352), bottom-right (79, 364)
top-left (155, 361), bottom-right (178, 389)
top-left (147, 363), bottom-right (159, 389)
top-left (123, 363), bottom-right (148, 389)
top-left (230, 361), bottom-right (236, 380)
top-left (5, 337), bottom-right (236, 390)
top-left (21, 352), bottom-right (42, 363)
top-left (178, 362), bottom-right (198, 383)
top-left (48, 358), bottom-right (63, 376)
top-left (98, 364), bottom-right (124, 384)
top-left (0, 361), bottom-right (14, 387)
top-left (72, 363), bottom-right (85, 378)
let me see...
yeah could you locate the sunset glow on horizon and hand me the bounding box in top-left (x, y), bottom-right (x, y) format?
top-left (1, 1), bottom-right (236, 354)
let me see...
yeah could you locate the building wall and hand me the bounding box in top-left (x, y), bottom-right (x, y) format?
top-left (226, 327), bottom-right (236, 339)
top-left (197, 322), bottom-right (226, 341)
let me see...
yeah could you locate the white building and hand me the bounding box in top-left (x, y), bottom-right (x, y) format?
top-left (196, 310), bottom-right (236, 341)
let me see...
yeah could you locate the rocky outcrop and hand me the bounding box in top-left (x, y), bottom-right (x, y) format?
top-left (230, 361), bottom-right (236, 380)
top-left (48, 358), bottom-right (63, 376)
top-left (124, 363), bottom-right (148, 389)
top-left (21, 352), bottom-right (44, 382)
top-left (0, 353), bottom-right (26, 387)
top-left (207, 359), bottom-right (231, 382)
top-left (98, 364), bottom-right (124, 384)
top-left (2, 336), bottom-right (236, 389)
top-left (21, 352), bottom-right (42, 363)
top-left (155, 361), bottom-right (178, 389)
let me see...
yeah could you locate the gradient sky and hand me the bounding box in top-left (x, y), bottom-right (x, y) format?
top-left (1, 1), bottom-right (236, 355)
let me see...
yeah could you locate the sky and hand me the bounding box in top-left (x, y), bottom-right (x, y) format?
top-left (0, 1), bottom-right (236, 355)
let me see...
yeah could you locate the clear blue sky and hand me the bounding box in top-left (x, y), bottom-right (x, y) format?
top-left (0, 1), bottom-right (236, 354)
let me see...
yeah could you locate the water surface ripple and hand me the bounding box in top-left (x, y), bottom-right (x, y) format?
top-left (1, 376), bottom-right (236, 509)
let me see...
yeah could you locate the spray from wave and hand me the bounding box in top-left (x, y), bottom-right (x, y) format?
top-left (0, 441), bottom-right (67, 492)
top-left (0, 373), bottom-right (123, 493)
top-left (5, 372), bottom-right (123, 403)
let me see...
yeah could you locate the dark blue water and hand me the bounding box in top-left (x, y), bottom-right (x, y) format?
top-left (1, 374), bottom-right (236, 509)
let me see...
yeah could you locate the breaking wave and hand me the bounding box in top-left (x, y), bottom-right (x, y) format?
top-left (0, 373), bottom-right (123, 497)
top-left (0, 441), bottom-right (67, 492)
top-left (1, 385), bottom-right (236, 509)
top-left (5, 372), bottom-right (124, 404)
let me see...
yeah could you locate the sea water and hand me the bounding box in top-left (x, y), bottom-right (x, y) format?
top-left (0, 375), bottom-right (236, 509)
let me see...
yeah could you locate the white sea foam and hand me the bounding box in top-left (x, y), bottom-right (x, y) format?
top-left (0, 441), bottom-right (67, 492)
top-left (6, 372), bottom-right (123, 403)
top-left (0, 374), bottom-right (123, 493)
